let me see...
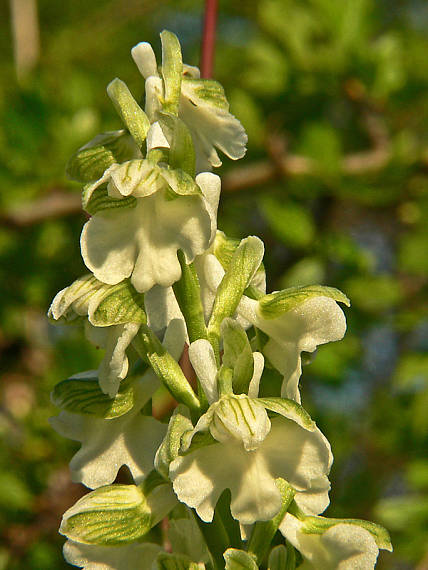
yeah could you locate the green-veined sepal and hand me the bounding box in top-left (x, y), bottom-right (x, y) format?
top-left (51, 371), bottom-right (141, 419)
top-left (107, 78), bottom-right (151, 149)
top-left (259, 285), bottom-right (350, 320)
top-left (66, 130), bottom-right (140, 183)
top-left (223, 549), bottom-right (258, 570)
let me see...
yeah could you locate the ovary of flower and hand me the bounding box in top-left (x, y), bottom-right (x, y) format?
top-left (131, 41), bottom-right (247, 172)
top-left (279, 514), bottom-right (382, 570)
top-left (80, 161), bottom-right (220, 293)
top-left (238, 295), bottom-right (347, 403)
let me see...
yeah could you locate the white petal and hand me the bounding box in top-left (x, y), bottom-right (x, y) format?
top-left (131, 42), bottom-right (159, 79)
top-left (81, 211), bottom-right (136, 286)
top-left (260, 417), bottom-right (332, 493)
top-left (247, 352), bottom-right (265, 399)
top-left (294, 475), bottom-right (331, 516)
top-left (162, 317), bottom-right (187, 360)
top-left (189, 339), bottom-right (218, 403)
top-left (146, 121), bottom-right (170, 152)
top-left (64, 539), bottom-right (162, 570)
top-left (145, 76), bottom-right (163, 122)
top-left (193, 252), bottom-right (225, 322)
top-left (144, 285), bottom-right (184, 337)
top-left (97, 323), bottom-right (140, 397)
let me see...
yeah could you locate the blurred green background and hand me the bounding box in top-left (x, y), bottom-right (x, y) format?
top-left (0, 0), bottom-right (427, 568)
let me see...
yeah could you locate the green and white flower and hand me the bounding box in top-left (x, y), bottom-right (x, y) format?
top-left (80, 161), bottom-right (220, 293)
top-left (279, 513), bottom-right (392, 570)
top-left (49, 275), bottom-right (147, 397)
top-left (169, 340), bottom-right (332, 525)
top-left (238, 287), bottom-right (350, 403)
top-left (131, 31), bottom-right (247, 172)
top-left (50, 321), bottom-right (185, 489)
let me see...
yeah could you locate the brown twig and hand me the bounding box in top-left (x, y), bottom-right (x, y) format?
top-left (0, 113), bottom-right (397, 227)
top-left (200, 0), bottom-right (218, 78)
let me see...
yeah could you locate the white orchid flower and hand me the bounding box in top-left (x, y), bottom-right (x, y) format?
top-left (80, 161), bottom-right (220, 294)
top-left (279, 513), bottom-right (392, 570)
top-left (238, 287), bottom-right (349, 403)
top-left (50, 320), bottom-right (186, 489)
top-left (169, 340), bottom-right (332, 525)
top-left (131, 32), bottom-right (247, 172)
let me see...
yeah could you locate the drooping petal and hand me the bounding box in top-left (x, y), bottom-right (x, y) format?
top-left (260, 417), bottom-right (332, 505)
top-left (63, 539), bottom-right (162, 570)
top-left (97, 323), bottom-right (140, 397)
top-left (189, 339), bottom-right (218, 404)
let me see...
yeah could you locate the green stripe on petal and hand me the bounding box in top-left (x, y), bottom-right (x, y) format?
top-left (259, 285), bottom-right (350, 320)
top-left (82, 184), bottom-right (137, 215)
top-left (51, 372), bottom-right (139, 418)
top-left (60, 484), bottom-right (152, 545)
top-left (66, 130), bottom-right (139, 183)
top-left (90, 280), bottom-right (146, 326)
top-left (257, 397), bottom-right (316, 431)
top-left (161, 167), bottom-right (201, 196)
top-left (301, 515), bottom-right (393, 551)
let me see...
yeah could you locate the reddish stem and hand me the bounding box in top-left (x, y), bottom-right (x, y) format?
top-left (200, 0), bottom-right (218, 78)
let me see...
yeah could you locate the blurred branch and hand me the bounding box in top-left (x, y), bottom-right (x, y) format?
top-left (9, 0), bottom-right (40, 81)
top-left (0, 113), bottom-right (404, 227)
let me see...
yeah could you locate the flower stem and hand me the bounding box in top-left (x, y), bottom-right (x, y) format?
top-left (200, 0), bottom-right (218, 78)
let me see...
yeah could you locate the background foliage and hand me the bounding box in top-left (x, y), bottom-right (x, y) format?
top-left (0, 0), bottom-right (427, 568)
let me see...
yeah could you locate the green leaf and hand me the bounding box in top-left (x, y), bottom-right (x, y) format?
top-left (213, 231), bottom-right (265, 291)
top-left (208, 236), bottom-right (264, 356)
top-left (301, 515), bottom-right (393, 552)
top-left (82, 183), bottom-right (137, 215)
top-left (221, 319), bottom-right (254, 395)
top-left (267, 545), bottom-right (287, 570)
top-left (160, 30), bottom-right (183, 115)
top-left (90, 279), bottom-right (146, 326)
top-left (257, 397), bottom-right (316, 431)
top-left (66, 130), bottom-right (138, 183)
top-left (156, 553), bottom-right (203, 570)
top-left (224, 548), bottom-right (258, 570)
top-left (259, 285), bottom-right (350, 319)
top-left (134, 325), bottom-right (200, 412)
top-left (155, 405), bottom-right (193, 479)
top-left (51, 372), bottom-right (139, 418)
top-left (172, 251), bottom-right (208, 344)
top-left (60, 485), bottom-right (152, 545)
top-left (107, 78), bottom-right (151, 149)
top-left (159, 112), bottom-right (195, 177)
